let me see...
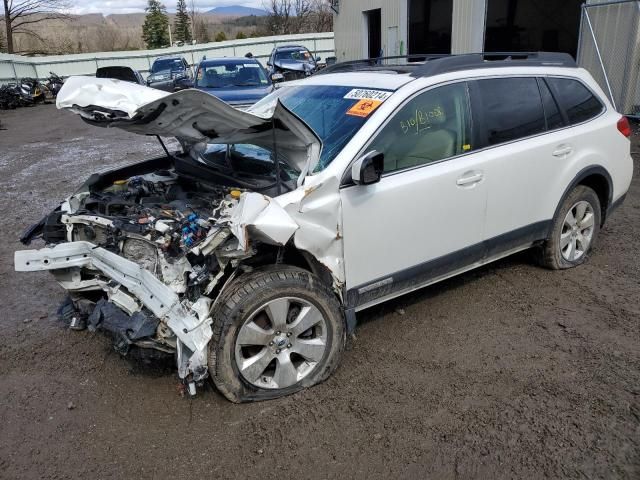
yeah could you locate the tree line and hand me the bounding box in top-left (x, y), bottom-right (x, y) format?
top-left (1, 0), bottom-right (333, 54)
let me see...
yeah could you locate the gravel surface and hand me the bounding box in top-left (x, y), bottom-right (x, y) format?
top-left (0, 104), bottom-right (638, 479)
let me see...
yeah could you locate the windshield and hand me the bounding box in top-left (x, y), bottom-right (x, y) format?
top-left (250, 85), bottom-right (391, 171)
top-left (196, 61), bottom-right (269, 88)
top-left (151, 58), bottom-right (184, 73)
top-left (199, 143), bottom-right (297, 188)
top-left (275, 49), bottom-right (313, 63)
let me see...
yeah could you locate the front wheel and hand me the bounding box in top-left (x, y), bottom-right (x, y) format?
top-left (540, 185), bottom-right (601, 270)
top-left (209, 267), bottom-right (346, 403)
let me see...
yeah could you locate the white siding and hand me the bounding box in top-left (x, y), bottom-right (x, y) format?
top-left (334, 0), bottom-right (491, 60)
top-left (451, 0), bottom-right (487, 54)
top-left (333, 1), bottom-right (407, 61)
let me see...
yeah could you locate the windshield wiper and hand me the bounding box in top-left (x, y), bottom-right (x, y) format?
top-left (233, 82), bottom-right (261, 87)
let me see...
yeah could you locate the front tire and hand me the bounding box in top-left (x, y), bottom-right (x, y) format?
top-left (209, 267), bottom-right (346, 403)
top-left (540, 185), bottom-right (601, 270)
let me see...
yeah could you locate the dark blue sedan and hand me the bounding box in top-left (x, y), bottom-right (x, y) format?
top-left (194, 57), bottom-right (274, 110)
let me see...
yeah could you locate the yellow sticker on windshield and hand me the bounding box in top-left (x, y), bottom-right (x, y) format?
top-left (347, 99), bottom-right (383, 118)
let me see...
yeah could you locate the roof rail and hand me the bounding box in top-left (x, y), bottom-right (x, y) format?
top-left (411, 52), bottom-right (576, 77)
top-left (315, 54), bottom-right (446, 75)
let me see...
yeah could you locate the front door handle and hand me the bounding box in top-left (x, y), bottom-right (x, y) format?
top-left (553, 145), bottom-right (573, 157)
top-left (456, 172), bottom-right (484, 186)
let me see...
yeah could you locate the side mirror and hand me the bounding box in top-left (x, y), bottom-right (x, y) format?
top-left (316, 56), bottom-right (322, 62)
top-left (352, 151), bottom-right (384, 185)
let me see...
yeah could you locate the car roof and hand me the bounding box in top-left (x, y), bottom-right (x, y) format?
top-left (275, 45), bottom-right (307, 51)
top-left (285, 72), bottom-right (414, 91)
top-left (319, 52), bottom-right (576, 78)
top-left (200, 57), bottom-right (260, 65)
top-left (287, 60), bottom-right (591, 96)
top-left (153, 56), bottom-right (185, 61)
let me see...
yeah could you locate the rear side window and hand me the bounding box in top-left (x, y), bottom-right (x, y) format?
top-left (546, 78), bottom-right (604, 125)
top-left (476, 77), bottom-right (545, 145)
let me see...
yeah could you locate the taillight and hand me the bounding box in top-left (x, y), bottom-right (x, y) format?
top-left (617, 116), bottom-right (632, 138)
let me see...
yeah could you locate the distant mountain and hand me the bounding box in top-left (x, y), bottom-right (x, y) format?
top-left (207, 5), bottom-right (268, 16)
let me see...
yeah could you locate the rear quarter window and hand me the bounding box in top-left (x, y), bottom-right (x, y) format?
top-left (546, 78), bottom-right (604, 125)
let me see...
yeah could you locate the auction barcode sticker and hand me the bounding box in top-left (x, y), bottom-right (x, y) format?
top-left (344, 89), bottom-right (393, 101)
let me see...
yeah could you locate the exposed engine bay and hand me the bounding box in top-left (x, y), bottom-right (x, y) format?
top-left (16, 152), bottom-right (308, 393)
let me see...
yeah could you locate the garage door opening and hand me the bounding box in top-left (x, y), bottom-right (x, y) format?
top-left (409, 0), bottom-right (453, 55)
top-left (364, 9), bottom-right (382, 58)
top-left (485, 0), bottom-right (582, 57)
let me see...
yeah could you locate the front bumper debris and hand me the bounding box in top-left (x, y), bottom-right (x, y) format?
top-left (14, 241), bottom-right (213, 382)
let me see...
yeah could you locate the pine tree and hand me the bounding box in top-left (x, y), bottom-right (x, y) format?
top-left (174, 0), bottom-right (192, 43)
top-left (142, 0), bottom-right (170, 49)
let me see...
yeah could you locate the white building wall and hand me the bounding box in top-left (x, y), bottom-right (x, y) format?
top-left (333, 0), bottom-right (407, 61)
top-left (334, 0), bottom-right (489, 60)
top-left (451, 0), bottom-right (487, 54)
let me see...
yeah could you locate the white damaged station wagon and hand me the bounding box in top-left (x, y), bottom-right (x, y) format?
top-left (14, 53), bottom-right (633, 402)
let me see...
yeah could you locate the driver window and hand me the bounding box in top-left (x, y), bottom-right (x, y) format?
top-left (369, 82), bottom-right (473, 173)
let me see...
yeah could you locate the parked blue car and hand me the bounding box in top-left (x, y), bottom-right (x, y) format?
top-left (194, 57), bottom-right (274, 109)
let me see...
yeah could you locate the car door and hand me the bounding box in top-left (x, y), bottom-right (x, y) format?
top-left (340, 81), bottom-right (489, 309)
top-left (469, 76), bottom-right (605, 255)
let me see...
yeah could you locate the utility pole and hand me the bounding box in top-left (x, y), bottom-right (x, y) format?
top-left (168, 24), bottom-right (173, 46)
top-left (3, 0), bottom-right (14, 54)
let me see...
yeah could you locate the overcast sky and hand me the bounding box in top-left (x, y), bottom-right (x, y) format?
top-left (68, 1), bottom-right (265, 15)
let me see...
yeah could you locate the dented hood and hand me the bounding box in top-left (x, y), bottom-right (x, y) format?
top-left (56, 76), bottom-right (322, 175)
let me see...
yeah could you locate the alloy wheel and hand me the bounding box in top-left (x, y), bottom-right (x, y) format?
top-left (561, 200), bottom-right (595, 262)
top-left (234, 297), bottom-right (328, 389)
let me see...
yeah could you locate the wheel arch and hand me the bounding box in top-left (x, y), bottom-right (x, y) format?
top-left (248, 243), bottom-right (336, 289)
top-left (550, 165), bottom-right (613, 236)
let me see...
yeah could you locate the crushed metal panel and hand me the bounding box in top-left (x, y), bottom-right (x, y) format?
top-left (229, 192), bottom-right (299, 250)
top-left (14, 242), bottom-right (211, 355)
top-left (282, 176), bottom-right (345, 286)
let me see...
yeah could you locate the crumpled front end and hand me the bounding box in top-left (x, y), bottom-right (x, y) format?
top-left (14, 76), bottom-right (347, 395)
top-left (13, 166), bottom-right (303, 390)
top-left (14, 163), bottom-right (345, 394)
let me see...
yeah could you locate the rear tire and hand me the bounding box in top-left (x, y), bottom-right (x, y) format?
top-left (539, 185), bottom-right (601, 270)
top-left (209, 266), bottom-right (345, 403)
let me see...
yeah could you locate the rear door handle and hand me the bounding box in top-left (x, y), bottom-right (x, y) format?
top-left (456, 172), bottom-right (484, 186)
top-left (553, 145), bottom-right (573, 157)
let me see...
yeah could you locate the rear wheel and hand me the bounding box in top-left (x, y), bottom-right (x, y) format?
top-left (209, 267), bottom-right (345, 402)
top-left (540, 185), bottom-right (601, 270)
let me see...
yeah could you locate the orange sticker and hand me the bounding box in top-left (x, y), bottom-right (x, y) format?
top-left (347, 99), bottom-right (383, 117)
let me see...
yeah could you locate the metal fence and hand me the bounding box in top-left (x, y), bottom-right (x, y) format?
top-left (578, 0), bottom-right (640, 116)
top-left (0, 32), bottom-right (335, 85)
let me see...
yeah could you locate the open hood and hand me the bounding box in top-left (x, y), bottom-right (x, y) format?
top-left (56, 76), bottom-right (322, 177)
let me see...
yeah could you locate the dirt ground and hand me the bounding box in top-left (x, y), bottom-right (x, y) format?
top-left (0, 103), bottom-right (638, 479)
